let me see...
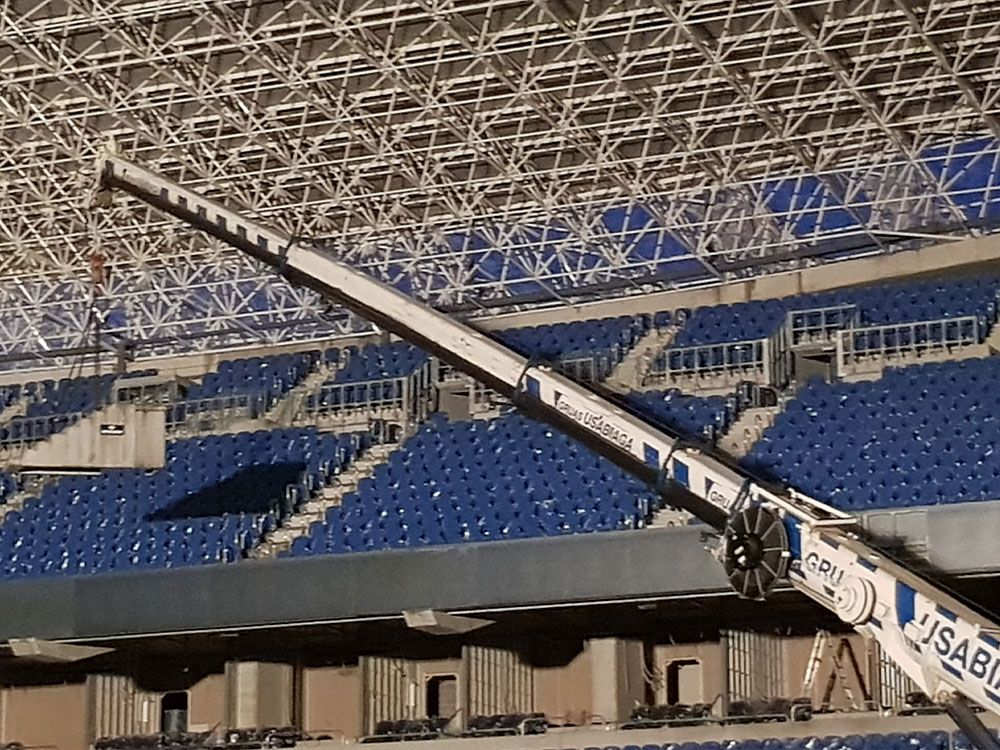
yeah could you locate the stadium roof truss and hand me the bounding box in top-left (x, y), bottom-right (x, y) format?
top-left (2, 0), bottom-right (1000, 358)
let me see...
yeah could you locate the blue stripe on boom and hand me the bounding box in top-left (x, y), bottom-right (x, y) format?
top-left (943, 662), bottom-right (964, 680)
top-left (896, 582), bottom-right (916, 628)
top-left (981, 632), bottom-right (1000, 649)
top-left (986, 689), bottom-right (1000, 705)
top-left (857, 557), bottom-right (877, 571)
top-left (821, 536), bottom-right (839, 549)
top-left (643, 444), bottom-right (660, 469)
top-left (673, 460), bottom-right (689, 488)
top-left (938, 606), bottom-right (957, 622)
top-left (784, 518), bottom-right (801, 559)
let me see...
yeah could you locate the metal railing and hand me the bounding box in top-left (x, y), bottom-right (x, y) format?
top-left (304, 360), bottom-right (437, 435)
top-left (0, 412), bottom-right (84, 450)
top-left (441, 350), bottom-right (618, 385)
top-left (114, 381), bottom-right (181, 405)
top-left (787, 304), bottom-right (860, 346)
top-left (648, 338), bottom-right (769, 380)
top-left (836, 315), bottom-right (982, 373)
top-left (557, 351), bottom-right (617, 383)
top-left (166, 393), bottom-right (270, 429)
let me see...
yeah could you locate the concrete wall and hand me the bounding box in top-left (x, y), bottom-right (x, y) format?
top-left (0, 681), bottom-right (90, 750)
top-left (225, 661), bottom-right (295, 730)
top-left (189, 673), bottom-right (227, 733)
top-left (587, 638), bottom-right (645, 724)
top-left (17, 403), bottom-right (166, 471)
top-left (533, 644), bottom-right (592, 725)
top-left (652, 641), bottom-right (726, 707)
top-left (302, 665), bottom-right (363, 739)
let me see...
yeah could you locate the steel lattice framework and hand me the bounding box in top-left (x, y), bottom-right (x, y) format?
top-left (2, 0), bottom-right (1000, 359)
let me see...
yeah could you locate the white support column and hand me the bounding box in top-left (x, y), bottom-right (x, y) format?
top-left (225, 662), bottom-right (295, 730)
top-left (587, 638), bottom-right (644, 723)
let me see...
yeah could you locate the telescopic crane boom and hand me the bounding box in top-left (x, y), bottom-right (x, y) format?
top-left (95, 150), bottom-right (1000, 747)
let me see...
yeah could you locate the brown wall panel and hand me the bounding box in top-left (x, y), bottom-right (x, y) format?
top-left (1, 682), bottom-right (89, 750)
top-left (302, 666), bottom-right (363, 739)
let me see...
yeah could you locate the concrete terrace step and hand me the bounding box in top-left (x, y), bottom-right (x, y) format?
top-left (251, 441), bottom-right (398, 559)
top-left (718, 405), bottom-right (783, 458)
top-left (606, 326), bottom-right (677, 393)
top-left (264, 359), bottom-right (341, 425)
top-left (840, 342), bottom-right (990, 381)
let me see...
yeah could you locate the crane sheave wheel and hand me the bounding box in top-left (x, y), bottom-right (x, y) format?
top-left (723, 505), bottom-right (789, 600)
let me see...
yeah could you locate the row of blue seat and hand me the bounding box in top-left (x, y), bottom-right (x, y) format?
top-left (672, 277), bottom-right (999, 348)
top-left (492, 316), bottom-right (649, 361)
top-left (745, 357), bottom-right (1000, 509)
top-left (0, 428), bottom-right (368, 579)
top-left (286, 414), bottom-right (656, 557)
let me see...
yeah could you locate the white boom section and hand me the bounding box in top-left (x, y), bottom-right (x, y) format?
top-left (97, 153), bottom-right (1000, 716)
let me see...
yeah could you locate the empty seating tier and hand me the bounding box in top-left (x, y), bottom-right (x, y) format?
top-left (0, 428), bottom-right (365, 579)
top-left (2, 374), bottom-right (118, 445)
top-left (493, 316), bottom-right (649, 361)
top-left (308, 342), bottom-right (431, 412)
top-left (671, 277), bottom-right (999, 348)
top-left (331, 342), bottom-right (428, 382)
top-left (172, 351), bottom-right (319, 423)
top-left (745, 357), bottom-right (1000, 510)
top-left (627, 389), bottom-right (733, 440)
top-left (288, 413), bottom-right (658, 557)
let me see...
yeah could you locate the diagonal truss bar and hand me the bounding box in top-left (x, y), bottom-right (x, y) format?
top-left (891, 0), bottom-right (1000, 140)
top-left (775, 0), bottom-right (975, 234)
top-left (656, 0), bottom-right (889, 258)
top-left (363, 0), bottom-right (721, 277)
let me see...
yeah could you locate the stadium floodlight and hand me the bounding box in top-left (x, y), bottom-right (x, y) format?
top-left (92, 149), bottom-right (1000, 750)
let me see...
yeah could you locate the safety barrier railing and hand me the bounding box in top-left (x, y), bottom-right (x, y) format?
top-left (165, 393), bottom-right (269, 429)
top-left (647, 338), bottom-right (769, 380)
top-left (557, 351), bottom-right (617, 383)
top-left (304, 360), bottom-right (437, 436)
top-left (836, 315), bottom-right (982, 374)
top-left (467, 376), bottom-right (509, 416)
top-left (787, 304), bottom-right (860, 346)
top-left (766, 326), bottom-right (791, 389)
top-left (0, 411), bottom-right (85, 450)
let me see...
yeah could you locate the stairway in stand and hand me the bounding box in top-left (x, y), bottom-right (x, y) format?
top-left (252, 441), bottom-right (397, 559)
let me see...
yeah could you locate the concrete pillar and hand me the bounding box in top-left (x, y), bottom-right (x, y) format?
top-left (225, 662), bottom-right (294, 729)
top-left (587, 638), bottom-right (645, 723)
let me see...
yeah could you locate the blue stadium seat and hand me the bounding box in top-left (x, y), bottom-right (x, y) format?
top-left (493, 316), bottom-right (650, 362)
top-left (176, 351), bottom-right (319, 422)
top-left (627, 389), bottom-right (732, 440)
top-left (0, 428), bottom-right (367, 580)
top-left (0, 374), bottom-right (118, 446)
top-left (745, 357), bottom-right (1000, 510)
top-left (671, 277), bottom-right (999, 348)
top-left (286, 413), bottom-right (657, 557)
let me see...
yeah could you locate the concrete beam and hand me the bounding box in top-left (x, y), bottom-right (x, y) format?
top-left (8, 638), bottom-right (113, 663)
top-left (402, 609), bottom-right (493, 635)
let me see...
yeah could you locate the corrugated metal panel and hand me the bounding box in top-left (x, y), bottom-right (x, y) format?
top-left (464, 646), bottom-right (534, 717)
top-left (723, 630), bottom-right (782, 702)
top-left (362, 656), bottom-right (417, 733)
top-left (88, 674), bottom-right (156, 740)
top-left (876, 643), bottom-right (918, 710)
